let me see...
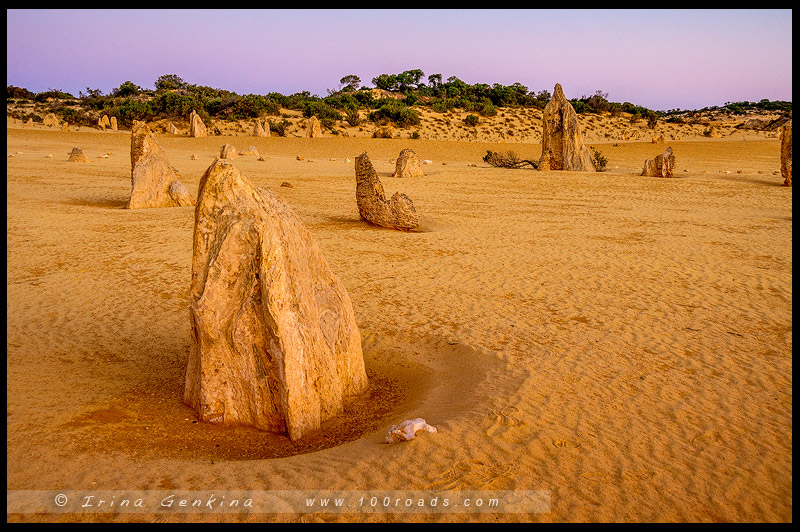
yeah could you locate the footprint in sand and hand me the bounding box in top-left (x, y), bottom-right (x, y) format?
top-left (552, 438), bottom-right (582, 449)
top-left (425, 459), bottom-right (513, 490)
top-left (691, 430), bottom-right (721, 447)
top-left (486, 406), bottom-right (525, 441)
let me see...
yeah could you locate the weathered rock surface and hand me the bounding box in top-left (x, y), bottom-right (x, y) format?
top-left (43, 113), bottom-right (60, 127)
top-left (67, 147), bottom-right (92, 162)
top-left (391, 148), bottom-right (425, 178)
top-left (781, 121), bottom-right (792, 187)
top-left (110, 116), bottom-right (118, 131)
top-left (385, 418), bottom-right (438, 443)
top-left (306, 116), bottom-right (322, 138)
top-left (127, 121), bottom-right (195, 209)
top-left (189, 110), bottom-right (207, 138)
top-left (185, 157), bottom-right (368, 441)
top-left (355, 152), bottom-right (419, 231)
top-left (373, 125), bottom-right (395, 139)
top-left (253, 120), bottom-right (269, 137)
top-left (641, 146), bottom-right (676, 178)
top-left (240, 145), bottom-right (260, 157)
top-left (167, 122), bottom-right (180, 135)
top-left (219, 144), bottom-right (238, 159)
top-left (538, 83), bottom-right (595, 172)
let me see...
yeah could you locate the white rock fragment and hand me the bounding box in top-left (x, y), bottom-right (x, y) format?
top-left (385, 418), bottom-right (438, 443)
top-left (423, 159), bottom-right (433, 165)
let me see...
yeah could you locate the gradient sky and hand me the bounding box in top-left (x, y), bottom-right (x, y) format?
top-left (6, 9), bottom-right (792, 111)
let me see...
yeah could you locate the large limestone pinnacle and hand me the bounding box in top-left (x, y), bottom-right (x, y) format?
top-left (128, 120), bottom-right (195, 209)
top-left (186, 158), bottom-right (368, 441)
top-left (781, 120), bottom-right (792, 187)
top-left (538, 83), bottom-right (596, 172)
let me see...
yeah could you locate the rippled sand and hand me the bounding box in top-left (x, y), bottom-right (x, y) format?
top-left (6, 126), bottom-right (792, 522)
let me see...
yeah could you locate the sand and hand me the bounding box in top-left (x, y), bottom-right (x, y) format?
top-left (6, 116), bottom-right (792, 522)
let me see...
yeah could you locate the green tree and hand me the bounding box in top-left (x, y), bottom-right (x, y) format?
top-left (397, 69), bottom-right (425, 90)
top-left (586, 90), bottom-right (610, 113)
top-left (7, 85), bottom-right (35, 100)
top-left (339, 74), bottom-right (361, 92)
top-left (112, 81), bottom-right (142, 97)
top-left (372, 73), bottom-right (399, 91)
top-left (155, 74), bottom-right (187, 92)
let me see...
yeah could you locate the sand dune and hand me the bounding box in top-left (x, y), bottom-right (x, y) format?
top-left (6, 120), bottom-right (792, 522)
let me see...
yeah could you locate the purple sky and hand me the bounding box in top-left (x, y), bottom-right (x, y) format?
top-left (6, 9), bottom-right (792, 111)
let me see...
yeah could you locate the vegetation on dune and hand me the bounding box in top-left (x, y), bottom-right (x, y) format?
top-left (6, 69), bottom-right (792, 132)
top-left (591, 148), bottom-right (608, 172)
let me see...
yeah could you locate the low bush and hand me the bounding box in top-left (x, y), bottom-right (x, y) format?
top-left (464, 114), bottom-right (480, 127)
top-left (57, 107), bottom-right (96, 128)
top-left (269, 118), bottom-right (291, 137)
top-left (302, 100), bottom-right (342, 122)
top-left (109, 100), bottom-right (155, 128)
top-left (345, 107), bottom-right (361, 127)
top-left (591, 148), bottom-right (608, 171)
top-left (368, 100), bottom-right (420, 128)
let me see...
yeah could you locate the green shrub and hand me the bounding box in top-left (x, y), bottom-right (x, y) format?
top-left (112, 81), bottom-right (141, 97)
top-left (203, 98), bottom-right (226, 117)
top-left (345, 107), bottom-right (361, 127)
top-left (353, 90), bottom-right (379, 109)
top-left (466, 97), bottom-right (496, 117)
top-left (320, 117), bottom-right (337, 130)
top-left (58, 107), bottom-right (96, 128)
top-left (154, 74), bottom-right (187, 92)
top-left (109, 100), bottom-right (155, 128)
top-left (368, 100), bottom-right (420, 128)
top-left (410, 130), bottom-right (420, 139)
top-left (269, 119), bottom-right (291, 137)
top-left (33, 89), bottom-right (75, 102)
top-left (430, 97), bottom-right (458, 113)
top-left (323, 93), bottom-right (359, 110)
top-left (591, 148), bottom-right (608, 172)
top-left (302, 100), bottom-right (342, 123)
top-left (221, 94), bottom-right (280, 120)
top-left (153, 91), bottom-right (198, 118)
top-left (570, 100), bottom-right (589, 114)
top-left (464, 114), bottom-right (480, 127)
top-left (7, 86), bottom-right (34, 100)
top-left (645, 110), bottom-right (659, 129)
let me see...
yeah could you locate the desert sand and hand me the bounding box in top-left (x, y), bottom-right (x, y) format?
top-left (6, 110), bottom-right (792, 522)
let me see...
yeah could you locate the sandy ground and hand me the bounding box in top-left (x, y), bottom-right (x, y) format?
top-left (6, 121), bottom-right (792, 522)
